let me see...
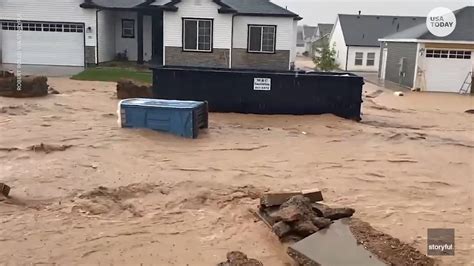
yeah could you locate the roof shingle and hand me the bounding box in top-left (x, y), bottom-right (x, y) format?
top-left (382, 6), bottom-right (474, 42)
top-left (338, 14), bottom-right (424, 46)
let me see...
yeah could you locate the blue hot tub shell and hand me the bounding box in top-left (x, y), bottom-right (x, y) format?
top-left (118, 98), bottom-right (208, 138)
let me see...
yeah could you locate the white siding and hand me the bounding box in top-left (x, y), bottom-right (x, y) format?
top-left (162, 0), bottom-right (233, 49)
top-left (346, 46), bottom-right (380, 72)
top-left (0, 0), bottom-right (96, 47)
top-left (233, 16), bottom-right (295, 50)
top-left (329, 18), bottom-right (347, 70)
top-left (98, 10), bottom-right (116, 63)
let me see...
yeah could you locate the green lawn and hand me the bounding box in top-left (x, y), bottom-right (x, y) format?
top-left (71, 67), bottom-right (152, 84)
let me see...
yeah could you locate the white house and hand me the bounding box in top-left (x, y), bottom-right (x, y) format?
top-left (329, 14), bottom-right (424, 72)
top-left (379, 6), bottom-right (473, 93)
top-left (0, 0), bottom-right (301, 70)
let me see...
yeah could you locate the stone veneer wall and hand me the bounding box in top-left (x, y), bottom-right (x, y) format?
top-left (165, 47), bottom-right (229, 68)
top-left (231, 49), bottom-right (290, 70)
top-left (85, 46), bottom-right (96, 65)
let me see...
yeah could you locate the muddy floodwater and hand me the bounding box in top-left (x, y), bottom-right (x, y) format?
top-left (0, 78), bottom-right (473, 265)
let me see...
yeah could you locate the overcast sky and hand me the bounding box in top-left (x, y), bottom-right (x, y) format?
top-left (272, 0), bottom-right (472, 25)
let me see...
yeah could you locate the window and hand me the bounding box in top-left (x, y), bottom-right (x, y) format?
top-left (366, 52), bottom-right (375, 66)
top-left (248, 25), bottom-right (276, 53)
top-left (122, 19), bottom-right (135, 38)
top-left (183, 18), bottom-right (213, 52)
top-left (355, 52), bottom-right (363, 65)
top-left (426, 49), bottom-right (471, 59)
top-left (0, 21), bottom-right (83, 33)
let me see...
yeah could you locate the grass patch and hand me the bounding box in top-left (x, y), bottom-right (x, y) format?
top-left (71, 67), bottom-right (152, 84)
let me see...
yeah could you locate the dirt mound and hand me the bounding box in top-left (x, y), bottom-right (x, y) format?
top-left (116, 79), bottom-right (153, 99)
top-left (218, 251), bottom-right (263, 266)
top-left (350, 218), bottom-right (435, 266)
top-left (0, 76), bottom-right (49, 98)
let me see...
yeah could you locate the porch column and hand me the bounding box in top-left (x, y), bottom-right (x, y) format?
top-left (137, 12), bottom-right (144, 65)
top-left (151, 10), bottom-right (164, 65)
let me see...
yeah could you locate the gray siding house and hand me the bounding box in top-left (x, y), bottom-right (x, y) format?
top-left (379, 6), bottom-right (473, 93)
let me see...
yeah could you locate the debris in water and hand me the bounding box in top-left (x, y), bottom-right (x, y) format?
top-left (28, 143), bottom-right (73, 154)
top-left (217, 251), bottom-right (263, 266)
top-left (0, 183), bottom-right (11, 197)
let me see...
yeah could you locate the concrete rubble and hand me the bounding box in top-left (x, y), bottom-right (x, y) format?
top-left (257, 191), bottom-right (354, 241)
top-left (217, 251), bottom-right (263, 266)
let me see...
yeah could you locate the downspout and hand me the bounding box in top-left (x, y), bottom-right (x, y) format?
top-left (95, 9), bottom-right (102, 66)
top-left (229, 14), bottom-right (235, 69)
top-left (345, 46), bottom-right (349, 71)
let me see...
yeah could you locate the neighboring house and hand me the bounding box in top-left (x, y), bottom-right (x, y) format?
top-left (0, 0), bottom-right (301, 70)
top-left (316, 23), bottom-right (333, 39)
top-left (302, 25), bottom-right (318, 54)
top-left (296, 28), bottom-right (305, 55)
top-left (329, 14), bottom-right (424, 72)
top-left (379, 6), bottom-right (473, 93)
top-left (312, 23), bottom-right (334, 57)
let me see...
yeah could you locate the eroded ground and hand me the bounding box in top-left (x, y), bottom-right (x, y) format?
top-left (0, 78), bottom-right (472, 265)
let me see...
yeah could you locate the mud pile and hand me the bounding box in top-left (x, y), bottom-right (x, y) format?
top-left (116, 79), bottom-right (153, 99)
top-left (0, 72), bottom-right (49, 98)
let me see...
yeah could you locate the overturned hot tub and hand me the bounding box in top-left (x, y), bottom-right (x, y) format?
top-left (151, 66), bottom-right (364, 120)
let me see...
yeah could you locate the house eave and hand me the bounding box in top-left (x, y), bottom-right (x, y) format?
top-left (379, 38), bottom-right (474, 44)
top-left (235, 13), bottom-right (302, 20)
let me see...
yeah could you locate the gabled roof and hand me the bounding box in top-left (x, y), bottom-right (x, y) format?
top-left (221, 0), bottom-right (300, 18)
top-left (381, 6), bottom-right (474, 42)
top-left (317, 23), bottom-right (333, 37)
top-left (337, 14), bottom-right (425, 47)
top-left (302, 25), bottom-right (318, 40)
top-left (81, 0), bottom-right (301, 19)
top-left (297, 31), bottom-right (305, 46)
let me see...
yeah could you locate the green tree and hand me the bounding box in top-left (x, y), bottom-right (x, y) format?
top-left (313, 41), bottom-right (339, 71)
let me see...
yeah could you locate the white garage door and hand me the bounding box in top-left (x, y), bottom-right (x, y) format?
top-left (1, 21), bottom-right (85, 67)
top-left (424, 49), bottom-right (472, 93)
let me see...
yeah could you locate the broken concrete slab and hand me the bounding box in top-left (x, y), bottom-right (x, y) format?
top-left (260, 191), bottom-right (301, 207)
top-left (288, 219), bottom-right (385, 266)
top-left (260, 188), bottom-right (323, 207)
top-left (302, 189), bottom-right (324, 202)
top-left (0, 183), bottom-right (11, 197)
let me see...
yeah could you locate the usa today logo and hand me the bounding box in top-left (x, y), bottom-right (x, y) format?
top-left (426, 7), bottom-right (456, 37)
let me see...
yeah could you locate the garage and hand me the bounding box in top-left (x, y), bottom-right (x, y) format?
top-left (0, 21), bottom-right (85, 67)
top-left (423, 49), bottom-right (472, 93)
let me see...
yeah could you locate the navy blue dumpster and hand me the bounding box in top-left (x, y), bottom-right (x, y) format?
top-left (118, 98), bottom-right (208, 138)
top-left (151, 66), bottom-right (364, 120)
